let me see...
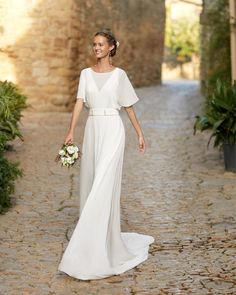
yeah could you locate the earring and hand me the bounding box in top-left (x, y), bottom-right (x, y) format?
top-left (109, 52), bottom-right (112, 65)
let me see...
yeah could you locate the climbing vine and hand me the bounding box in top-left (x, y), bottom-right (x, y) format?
top-left (201, 0), bottom-right (231, 92)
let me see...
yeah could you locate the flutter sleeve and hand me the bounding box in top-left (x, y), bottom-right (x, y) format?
top-left (118, 69), bottom-right (139, 107)
top-left (76, 69), bottom-right (86, 102)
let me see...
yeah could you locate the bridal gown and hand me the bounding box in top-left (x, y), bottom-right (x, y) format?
top-left (58, 67), bottom-right (155, 280)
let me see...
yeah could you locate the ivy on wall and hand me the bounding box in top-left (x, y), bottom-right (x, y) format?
top-left (200, 0), bottom-right (231, 92)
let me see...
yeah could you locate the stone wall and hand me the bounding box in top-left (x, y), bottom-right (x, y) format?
top-left (0, 0), bottom-right (165, 112)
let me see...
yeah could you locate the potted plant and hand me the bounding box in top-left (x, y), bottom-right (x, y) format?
top-left (194, 78), bottom-right (236, 172)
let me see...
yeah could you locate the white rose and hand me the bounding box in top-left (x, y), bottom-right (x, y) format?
top-left (61, 157), bottom-right (66, 162)
top-left (67, 146), bottom-right (75, 154)
top-left (68, 157), bottom-right (74, 164)
top-left (59, 149), bottom-right (65, 156)
top-left (74, 146), bottom-right (79, 152)
top-left (73, 152), bottom-right (78, 159)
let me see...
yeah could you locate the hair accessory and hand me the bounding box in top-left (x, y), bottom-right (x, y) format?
top-left (116, 41), bottom-right (120, 48)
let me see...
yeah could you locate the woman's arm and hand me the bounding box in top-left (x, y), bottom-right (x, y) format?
top-left (64, 99), bottom-right (84, 144)
top-left (124, 106), bottom-right (146, 153)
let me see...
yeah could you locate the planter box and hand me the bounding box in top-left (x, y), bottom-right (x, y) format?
top-left (223, 143), bottom-right (236, 172)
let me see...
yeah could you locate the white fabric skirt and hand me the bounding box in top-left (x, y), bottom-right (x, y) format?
top-left (58, 110), bottom-right (155, 280)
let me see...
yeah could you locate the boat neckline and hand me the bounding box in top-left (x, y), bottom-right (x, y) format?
top-left (89, 67), bottom-right (117, 74)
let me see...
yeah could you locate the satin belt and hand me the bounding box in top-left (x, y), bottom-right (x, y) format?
top-left (89, 108), bottom-right (119, 116)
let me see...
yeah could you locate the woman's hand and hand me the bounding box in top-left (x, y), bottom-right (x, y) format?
top-left (138, 135), bottom-right (146, 154)
top-left (64, 131), bottom-right (74, 144)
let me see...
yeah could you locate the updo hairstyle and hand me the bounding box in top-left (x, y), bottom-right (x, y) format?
top-left (94, 28), bottom-right (118, 57)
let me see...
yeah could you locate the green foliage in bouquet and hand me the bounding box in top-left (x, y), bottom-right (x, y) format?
top-left (0, 80), bottom-right (28, 214)
top-left (194, 79), bottom-right (236, 148)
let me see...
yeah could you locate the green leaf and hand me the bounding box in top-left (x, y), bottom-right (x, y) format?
top-left (213, 119), bottom-right (225, 130)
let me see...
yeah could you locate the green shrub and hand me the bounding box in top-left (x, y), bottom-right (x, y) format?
top-left (0, 80), bottom-right (27, 151)
top-left (0, 155), bottom-right (23, 213)
top-left (0, 80), bottom-right (28, 214)
top-left (194, 79), bottom-right (236, 148)
top-left (165, 16), bottom-right (200, 67)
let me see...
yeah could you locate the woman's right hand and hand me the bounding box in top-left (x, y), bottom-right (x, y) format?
top-left (64, 131), bottom-right (74, 144)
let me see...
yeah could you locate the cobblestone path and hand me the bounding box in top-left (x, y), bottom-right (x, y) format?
top-left (1, 81), bottom-right (235, 295)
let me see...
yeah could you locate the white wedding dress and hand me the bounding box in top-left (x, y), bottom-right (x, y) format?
top-left (58, 67), bottom-right (154, 280)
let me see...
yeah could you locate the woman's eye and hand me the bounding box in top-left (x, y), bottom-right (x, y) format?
top-left (93, 42), bottom-right (104, 47)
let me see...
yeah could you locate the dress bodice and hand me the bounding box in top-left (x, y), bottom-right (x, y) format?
top-left (76, 67), bottom-right (139, 110)
top-left (90, 68), bottom-right (115, 90)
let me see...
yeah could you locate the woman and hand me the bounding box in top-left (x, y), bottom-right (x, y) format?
top-left (58, 28), bottom-right (154, 280)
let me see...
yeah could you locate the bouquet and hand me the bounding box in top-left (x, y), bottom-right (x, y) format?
top-left (55, 142), bottom-right (81, 167)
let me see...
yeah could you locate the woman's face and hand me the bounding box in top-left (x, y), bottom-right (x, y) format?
top-left (93, 35), bottom-right (114, 59)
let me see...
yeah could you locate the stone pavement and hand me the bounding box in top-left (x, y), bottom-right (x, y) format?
top-left (1, 81), bottom-right (235, 295)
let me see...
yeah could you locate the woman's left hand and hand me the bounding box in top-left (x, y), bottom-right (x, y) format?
top-left (138, 136), bottom-right (146, 154)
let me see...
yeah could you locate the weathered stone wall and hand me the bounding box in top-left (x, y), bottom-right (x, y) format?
top-left (0, 0), bottom-right (165, 112)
